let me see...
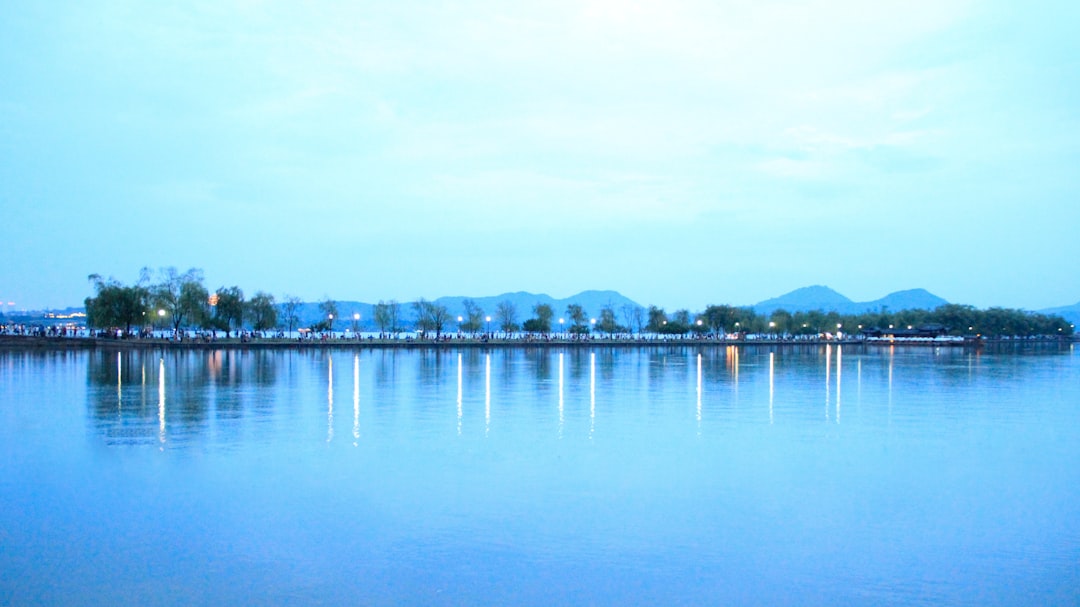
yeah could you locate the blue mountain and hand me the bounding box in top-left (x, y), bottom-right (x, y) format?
top-left (753, 286), bottom-right (949, 315)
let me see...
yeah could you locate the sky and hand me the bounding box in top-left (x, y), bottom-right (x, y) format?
top-left (2, 0), bottom-right (1078, 313)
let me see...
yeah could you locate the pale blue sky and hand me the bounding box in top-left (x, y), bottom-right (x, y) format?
top-left (2, 0), bottom-right (1078, 312)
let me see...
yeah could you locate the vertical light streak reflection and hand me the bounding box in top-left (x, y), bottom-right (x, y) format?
top-left (769, 352), bottom-right (775, 425)
top-left (457, 353), bottom-right (463, 436)
top-left (117, 351), bottom-right (122, 410)
top-left (157, 358), bottom-right (165, 446)
top-left (353, 354), bottom-right (360, 445)
top-left (327, 356), bottom-right (334, 443)
top-left (589, 352), bottom-right (596, 439)
top-left (140, 361), bottom-right (146, 416)
top-left (888, 346), bottom-right (895, 421)
top-left (733, 347), bottom-right (740, 396)
top-left (836, 345), bottom-right (842, 424)
top-left (825, 344), bottom-right (832, 421)
top-left (485, 353), bottom-right (491, 436)
top-left (558, 352), bottom-right (565, 438)
top-left (857, 358), bottom-right (862, 408)
top-left (696, 353), bottom-right (702, 426)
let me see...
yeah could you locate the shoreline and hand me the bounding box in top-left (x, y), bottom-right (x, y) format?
top-left (1, 334), bottom-right (1073, 351)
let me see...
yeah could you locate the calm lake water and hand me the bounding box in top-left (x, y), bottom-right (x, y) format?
top-left (1, 344), bottom-right (1078, 605)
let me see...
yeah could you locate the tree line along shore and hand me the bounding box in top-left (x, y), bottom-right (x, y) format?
top-left (67, 267), bottom-right (1076, 343)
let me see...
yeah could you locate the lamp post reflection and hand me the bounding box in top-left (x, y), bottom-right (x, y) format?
top-left (558, 352), bottom-right (565, 438)
top-left (158, 357), bottom-right (166, 446)
top-left (485, 353), bottom-right (491, 435)
top-left (825, 343), bottom-right (832, 421)
top-left (590, 352), bottom-right (596, 439)
top-left (836, 345), bottom-right (842, 424)
top-left (696, 353), bottom-right (702, 427)
top-left (327, 355), bottom-right (334, 443)
top-left (457, 353), bottom-right (463, 435)
top-left (353, 354), bottom-right (360, 444)
top-left (768, 352), bottom-right (775, 425)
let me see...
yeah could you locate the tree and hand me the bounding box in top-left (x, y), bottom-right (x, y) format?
top-left (658, 309), bottom-right (691, 335)
top-left (532, 302), bottom-right (554, 335)
top-left (281, 295), bottom-right (302, 334)
top-left (702, 304), bottom-right (739, 335)
top-left (565, 303), bottom-right (587, 330)
top-left (496, 300), bottom-right (518, 334)
top-left (247, 291), bottom-right (277, 333)
top-left (85, 273), bottom-right (150, 335)
top-left (630, 306), bottom-right (645, 334)
top-left (413, 298), bottom-right (451, 339)
top-left (597, 304), bottom-right (620, 335)
top-left (319, 298), bottom-right (338, 334)
top-left (646, 305), bottom-right (667, 333)
top-left (374, 300), bottom-right (400, 336)
top-left (522, 318), bottom-right (546, 334)
top-left (150, 267), bottom-right (208, 333)
top-left (620, 304), bottom-right (641, 335)
top-left (461, 299), bottom-right (484, 334)
top-left (770, 309), bottom-right (793, 336)
top-left (213, 286), bottom-right (245, 337)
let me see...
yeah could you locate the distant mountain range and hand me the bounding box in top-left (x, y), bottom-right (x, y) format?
top-left (751, 285), bottom-right (950, 316)
top-left (1038, 301), bottom-right (1080, 327)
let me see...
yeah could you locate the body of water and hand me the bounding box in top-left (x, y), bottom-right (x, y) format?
top-left (1, 344), bottom-right (1078, 605)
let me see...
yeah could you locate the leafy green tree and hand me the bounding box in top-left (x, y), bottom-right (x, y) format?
top-left (247, 291), bottom-right (277, 332)
top-left (531, 302), bottom-right (554, 335)
top-left (565, 303), bottom-right (587, 329)
top-left (769, 309), bottom-right (793, 336)
top-left (597, 304), bottom-right (620, 335)
top-left (701, 304), bottom-right (738, 335)
top-left (213, 286), bottom-right (245, 337)
top-left (656, 309), bottom-right (690, 335)
top-left (85, 273), bottom-right (151, 335)
top-left (646, 306), bottom-right (667, 333)
top-left (150, 267), bottom-right (208, 333)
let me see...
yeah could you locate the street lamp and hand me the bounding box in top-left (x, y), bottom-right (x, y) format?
top-left (328, 313), bottom-right (334, 335)
top-left (353, 312), bottom-right (361, 335)
top-left (559, 318), bottom-right (564, 336)
top-left (157, 309), bottom-right (166, 334)
top-left (485, 315), bottom-right (492, 335)
top-left (457, 315), bottom-right (463, 334)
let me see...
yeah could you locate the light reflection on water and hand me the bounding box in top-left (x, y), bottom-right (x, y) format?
top-left (0, 344), bottom-right (1078, 606)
